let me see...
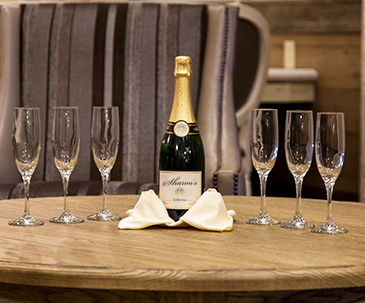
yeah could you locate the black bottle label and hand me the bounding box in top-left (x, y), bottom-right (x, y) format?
top-left (165, 120), bottom-right (199, 137)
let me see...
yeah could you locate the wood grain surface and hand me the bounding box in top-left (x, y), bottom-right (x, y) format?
top-left (0, 194), bottom-right (363, 294)
top-left (243, 0), bottom-right (361, 34)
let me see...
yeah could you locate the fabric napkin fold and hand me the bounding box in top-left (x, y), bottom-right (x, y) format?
top-left (118, 188), bottom-right (235, 232)
top-left (117, 189), bottom-right (174, 229)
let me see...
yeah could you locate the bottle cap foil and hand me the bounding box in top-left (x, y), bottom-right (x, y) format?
top-left (174, 56), bottom-right (192, 77)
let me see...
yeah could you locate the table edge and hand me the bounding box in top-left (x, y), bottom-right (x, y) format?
top-left (0, 262), bottom-right (363, 292)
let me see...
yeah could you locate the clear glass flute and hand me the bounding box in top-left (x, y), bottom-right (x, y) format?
top-left (281, 110), bottom-right (315, 229)
top-left (50, 107), bottom-right (84, 224)
top-left (312, 112), bottom-right (347, 234)
top-left (9, 107), bottom-right (44, 226)
top-left (247, 108), bottom-right (280, 225)
top-left (87, 106), bottom-right (121, 221)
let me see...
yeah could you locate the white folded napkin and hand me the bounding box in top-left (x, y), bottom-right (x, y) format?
top-left (118, 188), bottom-right (235, 232)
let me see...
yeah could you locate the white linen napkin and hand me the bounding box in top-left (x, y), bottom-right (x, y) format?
top-left (117, 188), bottom-right (235, 232)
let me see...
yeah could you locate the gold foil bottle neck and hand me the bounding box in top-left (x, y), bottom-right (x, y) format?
top-left (169, 56), bottom-right (196, 123)
top-left (174, 56), bottom-right (192, 77)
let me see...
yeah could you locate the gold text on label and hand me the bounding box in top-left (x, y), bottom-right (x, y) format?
top-left (178, 85), bottom-right (184, 113)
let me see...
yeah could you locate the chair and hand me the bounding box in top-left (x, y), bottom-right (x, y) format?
top-left (232, 3), bottom-right (271, 195)
top-left (0, 1), bottom-right (270, 197)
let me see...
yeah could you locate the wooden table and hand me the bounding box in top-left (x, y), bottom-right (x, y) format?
top-left (0, 194), bottom-right (364, 303)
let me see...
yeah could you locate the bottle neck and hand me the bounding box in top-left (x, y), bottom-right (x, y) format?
top-left (169, 76), bottom-right (196, 123)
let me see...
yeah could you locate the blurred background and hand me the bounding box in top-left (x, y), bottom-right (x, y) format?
top-left (237, 0), bottom-right (360, 202)
top-left (0, 0), bottom-right (361, 202)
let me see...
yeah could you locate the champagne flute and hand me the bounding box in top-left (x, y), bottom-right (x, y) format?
top-left (247, 109), bottom-right (280, 225)
top-left (87, 106), bottom-right (121, 221)
top-left (50, 107), bottom-right (84, 224)
top-left (9, 107), bottom-right (43, 226)
top-left (281, 110), bottom-right (315, 229)
top-left (312, 112), bottom-right (347, 234)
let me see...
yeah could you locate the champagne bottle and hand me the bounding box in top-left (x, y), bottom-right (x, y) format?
top-left (159, 56), bottom-right (205, 221)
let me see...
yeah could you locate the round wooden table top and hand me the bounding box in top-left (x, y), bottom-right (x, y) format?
top-left (0, 194), bottom-right (363, 292)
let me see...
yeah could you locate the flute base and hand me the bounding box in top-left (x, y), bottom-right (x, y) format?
top-left (9, 215), bottom-right (44, 226)
top-left (246, 213), bottom-right (280, 225)
top-left (87, 209), bottom-right (121, 221)
top-left (281, 217), bottom-right (314, 229)
top-left (50, 212), bottom-right (84, 224)
top-left (311, 222), bottom-right (347, 234)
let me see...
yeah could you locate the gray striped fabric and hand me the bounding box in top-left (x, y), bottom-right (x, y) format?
top-left (68, 4), bottom-right (98, 181)
top-left (21, 4), bottom-right (54, 181)
top-left (122, 3), bottom-right (159, 184)
top-left (110, 3), bottom-right (128, 181)
top-left (155, 3), bottom-right (178, 182)
top-left (16, 2), bottom-right (246, 195)
top-left (18, 2), bottom-right (208, 187)
top-left (46, 3), bottom-right (74, 181)
top-left (104, 4), bottom-right (117, 108)
top-left (178, 4), bottom-right (206, 113)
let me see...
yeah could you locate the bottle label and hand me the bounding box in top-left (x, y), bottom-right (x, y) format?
top-left (159, 171), bottom-right (202, 209)
top-left (165, 120), bottom-right (200, 138)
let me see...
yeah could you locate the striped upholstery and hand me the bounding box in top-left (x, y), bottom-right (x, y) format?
top-left (21, 4), bottom-right (54, 181)
top-left (46, 4), bottom-right (75, 181)
top-left (0, 2), bottom-right (271, 196)
top-left (19, 2), bottom-right (207, 187)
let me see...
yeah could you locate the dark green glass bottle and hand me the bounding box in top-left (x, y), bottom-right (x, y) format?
top-left (159, 56), bottom-right (205, 221)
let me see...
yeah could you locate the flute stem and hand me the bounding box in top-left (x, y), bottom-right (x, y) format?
top-left (325, 184), bottom-right (334, 224)
top-left (23, 179), bottom-right (30, 217)
top-left (259, 174), bottom-right (268, 216)
top-left (294, 177), bottom-right (303, 219)
top-left (101, 173), bottom-right (109, 212)
top-left (62, 175), bottom-right (70, 214)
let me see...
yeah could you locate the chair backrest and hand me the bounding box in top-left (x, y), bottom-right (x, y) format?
top-left (0, 2), bottom-right (270, 196)
top-left (197, 4), bottom-right (270, 195)
top-left (197, 4), bottom-right (244, 195)
top-left (1, 2), bottom-right (207, 184)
